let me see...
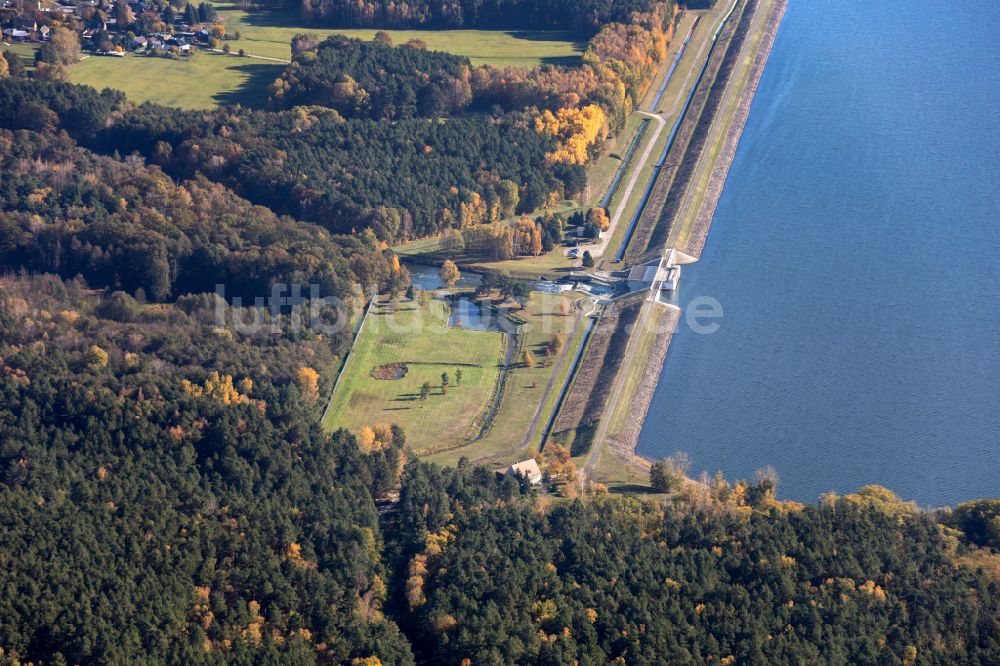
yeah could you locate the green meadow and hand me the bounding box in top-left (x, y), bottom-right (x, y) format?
top-left (321, 295), bottom-right (506, 454)
top-left (211, 2), bottom-right (583, 66)
top-left (71, 51), bottom-right (281, 109)
top-left (64, 2), bottom-right (582, 109)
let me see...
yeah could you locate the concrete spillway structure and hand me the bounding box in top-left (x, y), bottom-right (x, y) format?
top-left (626, 249), bottom-right (682, 294)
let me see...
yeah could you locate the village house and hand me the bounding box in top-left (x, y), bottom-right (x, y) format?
top-left (502, 459), bottom-right (543, 485)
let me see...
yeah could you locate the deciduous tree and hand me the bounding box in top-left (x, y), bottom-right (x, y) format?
top-left (440, 260), bottom-right (461, 287)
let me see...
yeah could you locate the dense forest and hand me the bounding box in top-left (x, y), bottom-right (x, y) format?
top-left (392, 469), bottom-right (1000, 664)
top-left (270, 34), bottom-right (474, 119)
top-left (0, 127), bottom-right (402, 301)
top-left (295, 0), bottom-right (665, 33)
top-left (2, 3), bottom-right (1000, 662)
top-left (0, 275), bottom-right (413, 664)
top-left (1, 281), bottom-right (998, 665)
top-left (0, 78), bottom-right (581, 242)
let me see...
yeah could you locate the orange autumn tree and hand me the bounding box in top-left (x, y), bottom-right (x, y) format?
top-left (586, 207), bottom-right (611, 233)
top-left (297, 366), bottom-right (321, 402)
top-left (510, 217), bottom-right (544, 256)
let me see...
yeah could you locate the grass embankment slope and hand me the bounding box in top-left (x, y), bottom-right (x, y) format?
top-left (322, 295), bottom-right (504, 454)
top-left (667, 0), bottom-right (786, 255)
top-left (67, 2), bottom-right (582, 109)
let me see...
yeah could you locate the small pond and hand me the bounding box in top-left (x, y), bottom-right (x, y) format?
top-left (405, 261), bottom-right (482, 291)
top-left (447, 297), bottom-right (504, 331)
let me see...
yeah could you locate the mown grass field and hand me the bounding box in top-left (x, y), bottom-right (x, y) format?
top-left (59, 2), bottom-right (582, 109)
top-left (70, 51), bottom-right (281, 109)
top-left (2, 42), bottom-right (39, 73)
top-left (211, 2), bottom-right (584, 66)
top-left (321, 295), bottom-right (505, 454)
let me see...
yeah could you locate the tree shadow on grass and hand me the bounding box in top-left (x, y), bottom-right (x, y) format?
top-left (537, 55), bottom-right (584, 67)
top-left (228, 7), bottom-right (309, 30)
top-left (212, 57), bottom-right (285, 108)
top-left (609, 484), bottom-right (658, 494)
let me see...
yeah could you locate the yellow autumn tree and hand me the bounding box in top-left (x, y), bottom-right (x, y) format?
top-left (373, 423), bottom-right (393, 445)
top-left (357, 426), bottom-right (377, 453)
top-left (586, 206), bottom-right (611, 232)
top-left (351, 658), bottom-right (383, 666)
top-left (183, 371), bottom-right (252, 405)
top-left (534, 104), bottom-right (608, 165)
top-left (86, 344), bottom-right (109, 369)
top-left (440, 260), bottom-right (461, 287)
top-left (531, 224), bottom-right (544, 256)
top-left (297, 366), bottom-right (320, 402)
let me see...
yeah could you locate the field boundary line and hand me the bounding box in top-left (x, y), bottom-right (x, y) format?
top-left (320, 298), bottom-right (374, 427)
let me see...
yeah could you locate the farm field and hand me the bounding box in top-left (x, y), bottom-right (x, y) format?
top-left (70, 51), bottom-right (281, 109)
top-left (211, 2), bottom-right (584, 66)
top-left (321, 294), bottom-right (506, 454)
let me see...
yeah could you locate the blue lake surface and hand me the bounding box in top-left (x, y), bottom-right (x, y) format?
top-left (637, 0), bottom-right (1000, 506)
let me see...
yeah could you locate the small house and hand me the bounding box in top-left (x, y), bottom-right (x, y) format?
top-left (3, 28), bottom-right (29, 42)
top-left (504, 459), bottom-right (543, 485)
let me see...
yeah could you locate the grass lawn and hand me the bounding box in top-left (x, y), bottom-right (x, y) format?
top-left (58, 2), bottom-right (582, 109)
top-left (211, 2), bottom-right (584, 66)
top-left (70, 51), bottom-right (282, 109)
top-left (3, 42), bottom-right (39, 73)
top-left (321, 294), bottom-right (505, 454)
top-left (424, 290), bottom-right (585, 467)
top-left (584, 446), bottom-right (661, 495)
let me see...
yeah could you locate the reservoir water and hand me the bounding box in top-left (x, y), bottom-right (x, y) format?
top-left (636, 0), bottom-right (1000, 506)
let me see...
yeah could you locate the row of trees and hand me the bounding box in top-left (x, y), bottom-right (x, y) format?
top-left (454, 211), bottom-right (567, 260)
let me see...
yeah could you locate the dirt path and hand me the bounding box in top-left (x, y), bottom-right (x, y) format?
top-left (588, 112), bottom-right (666, 259)
top-left (206, 48), bottom-right (291, 63)
top-left (585, 11), bottom-right (712, 260)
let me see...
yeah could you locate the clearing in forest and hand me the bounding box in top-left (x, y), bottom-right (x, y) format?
top-left (322, 295), bottom-right (505, 453)
top-left (67, 3), bottom-right (583, 109)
